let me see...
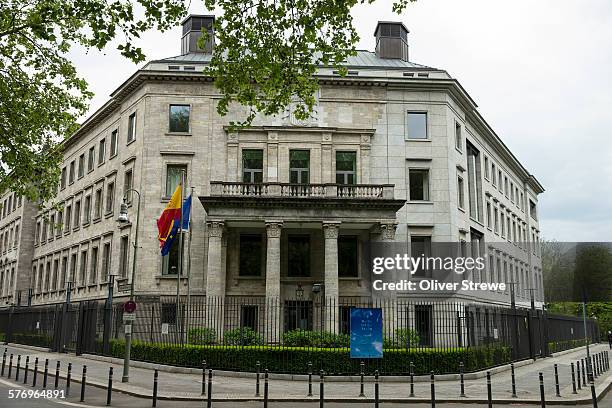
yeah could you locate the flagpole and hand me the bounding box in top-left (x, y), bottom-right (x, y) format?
top-left (185, 186), bottom-right (194, 343)
top-left (176, 170), bottom-right (185, 345)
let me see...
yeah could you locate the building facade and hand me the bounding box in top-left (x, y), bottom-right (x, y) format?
top-left (0, 16), bottom-right (544, 335)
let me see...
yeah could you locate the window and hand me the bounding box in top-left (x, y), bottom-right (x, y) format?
top-left (83, 195), bottom-right (91, 224)
top-left (500, 212), bottom-right (505, 237)
top-left (56, 210), bottom-right (63, 236)
top-left (409, 169), bottom-right (429, 201)
top-left (520, 192), bottom-right (524, 211)
top-left (498, 170), bottom-right (502, 191)
top-left (78, 154), bottom-right (85, 178)
top-left (13, 225), bottom-right (19, 248)
top-left (289, 150), bottom-right (310, 184)
top-left (99, 139), bottom-right (106, 164)
top-left (90, 247), bottom-right (98, 285)
top-left (48, 215), bottom-right (54, 240)
top-left (491, 164), bottom-right (496, 186)
top-left (161, 303), bottom-right (178, 325)
top-left (162, 234), bottom-right (183, 275)
top-left (65, 205), bottom-right (72, 231)
top-left (411, 236), bottom-right (431, 277)
top-left (79, 250), bottom-right (87, 286)
top-left (510, 183), bottom-right (515, 203)
top-left (127, 112), bottom-right (136, 143)
top-left (457, 176), bottom-right (465, 209)
top-left (239, 234), bottom-right (263, 276)
top-left (119, 236), bottom-right (129, 277)
top-left (88, 147), bottom-right (95, 172)
top-left (284, 301), bottom-right (313, 331)
top-left (94, 189), bottom-right (102, 219)
top-left (105, 182), bottom-right (115, 213)
top-left (466, 142), bottom-right (483, 222)
top-left (73, 200), bottom-right (80, 228)
top-left (406, 112), bottom-right (427, 139)
top-left (110, 129), bottom-right (118, 157)
top-left (484, 157), bottom-right (489, 179)
top-left (51, 259), bottom-right (59, 291)
top-left (530, 200), bottom-right (537, 220)
top-left (242, 150), bottom-right (263, 183)
top-left (455, 121), bottom-right (462, 150)
top-left (494, 207), bottom-right (499, 233)
top-left (338, 236), bottom-right (358, 278)
top-left (69, 161), bottom-right (75, 184)
top-left (415, 305), bottom-right (433, 346)
top-left (101, 243), bottom-right (111, 282)
top-left (70, 253), bottom-right (77, 283)
top-left (61, 167), bottom-right (67, 189)
top-left (124, 169), bottom-right (133, 204)
top-left (169, 105), bottom-right (190, 133)
top-left (166, 165), bottom-right (187, 196)
top-left (240, 305), bottom-right (258, 330)
top-left (41, 218), bottom-right (47, 242)
top-left (504, 176), bottom-right (508, 197)
top-left (335, 151), bottom-right (356, 184)
top-left (287, 235), bottom-right (310, 277)
top-left (486, 202), bottom-right (492, 229)
top-left (60, 256), bottom-right (68, 289)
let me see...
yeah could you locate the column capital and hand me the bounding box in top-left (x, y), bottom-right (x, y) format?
top-left (322, 221), bottom-right (341, 239)
top-left (265, 220), bottom-right (283, 238)
top-left (379, 222), bottom-right (398, 241)
top-left (206, 221), bottom-right (225, 238)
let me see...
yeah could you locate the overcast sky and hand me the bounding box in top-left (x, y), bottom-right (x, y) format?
top-left (69, 0), bottom-right (612, 242)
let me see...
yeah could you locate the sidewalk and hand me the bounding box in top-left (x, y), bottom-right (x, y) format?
top-left (1, 342), bottom-right (610, 404)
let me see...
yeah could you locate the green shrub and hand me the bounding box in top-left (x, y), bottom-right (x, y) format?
top-left (548, 338), bottom-right (587, 353)
top-left (187, 328), bottom-right (216, 345)
top-left (224, 327), bottom-right (263, 346)
top-left (10, 332), bottom-right (52, 348)
top-left (383, 329), bottom-right (420, 349)
top-left (282, 329), bottom-right (349, 348)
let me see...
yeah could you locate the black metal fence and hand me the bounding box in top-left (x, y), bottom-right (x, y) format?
top-left (0, 296), bottom-right (600, 375)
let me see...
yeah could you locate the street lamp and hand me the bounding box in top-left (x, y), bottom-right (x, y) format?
top-left (117, 189), bottom-right (141, 383)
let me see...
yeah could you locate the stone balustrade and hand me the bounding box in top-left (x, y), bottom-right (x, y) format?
top-left (210, 181), bottom-right (395, 199)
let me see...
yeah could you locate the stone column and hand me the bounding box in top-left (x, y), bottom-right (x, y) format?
top-left (322, 221), bottom-right (340, 333)
top-left (378, 222), bottom-right (398, 339)
top-left (205, 221), bottom-right (225, 341)
top-left (265, 221), bottom-right (283, 343)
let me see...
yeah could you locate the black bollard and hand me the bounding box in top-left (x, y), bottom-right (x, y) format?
top-left (43, 359), bottom-right (49, 389)
top-left (206, 369), bottom-right (212, 408)
top-left (308, 362), bottom-right (313, 397)
top-left (16, 354), bottom-right (21, 381)
top-left (592, 356), bottom-right (597, 378)
top-left (53, 360), bottom-right (59, 389)
top-left (7, 354), bottom-right (13, 379)
top-left (359, 361), bottom-right (365, 397)
top-left (554, 364), bottom-right (561, 397)
top-left (255, 361), bottom-right (260, 397)
top-left (374, 370), bottom-right (380, 408)
top-left (24, 356), bottom-right (29, 384)
top-left (80, 365), bottom-right (87, 402)
top-left (152, 369), bottom-right (158, 408)
top-left (539, 372), bottom-right (546, 408)
top-left (582, 359), bottom-right (586, 386)
top-left (511, 363), bottom-right (517, 397)
top-left (590, 377), bottom-right (598, 408)
top-left (570, 363), bottom-right (577, 394)
top-left (32, 358), bottom-right (38, 387)
top-left (319, 370), bottom-right (325, 408)
top-left (66, 362), bottom-right (72, 397)
top-left (263, 369), bottom-right (269, 408)
top-left (409, 361), bottom-right (415, 397)
top-left (201, 360), bottom-right (207, 396)
top-left (430, 371), bottom-right (436, 408)
top-left (459, 362), bottom-right (465, 397)
top-left (106, 366), bottom-right (113, 406)
top-left (577, 360), bottom-right (582, 390)
top-left (487, 371), bottom-right (492, 408)
top-left (1, 350), bottom-right (5, 376)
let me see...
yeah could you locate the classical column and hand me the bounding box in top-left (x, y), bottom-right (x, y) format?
top-left (265, 221), bottom-right (283, 343)
top-left (205, 221), bottom-right (225, 340)
top-left (322, 221), bottom-right (340, 333)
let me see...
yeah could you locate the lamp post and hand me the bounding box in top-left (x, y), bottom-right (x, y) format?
top-left (117, 188), bottom-right (141, 383)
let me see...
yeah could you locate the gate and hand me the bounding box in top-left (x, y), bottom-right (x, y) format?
top-left (76, 301), bottom-right (99, 355)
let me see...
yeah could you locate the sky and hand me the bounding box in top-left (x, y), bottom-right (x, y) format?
top-left (69, 0), bottom-right (612, 242)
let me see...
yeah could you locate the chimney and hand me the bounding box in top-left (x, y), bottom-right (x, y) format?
top-left (374, 21), bottom-right (409, 61)
top-left (181, 15), bottom-right (215, 54)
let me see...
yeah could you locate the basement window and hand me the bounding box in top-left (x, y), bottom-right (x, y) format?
top-left (183, 66), bottom-right (196, 71)
top-left (168, 65), bottom-right (180, 70)
top-left (417, 73), bottom-right (430, 78)
top-left (403, 72), bottom-right (414, 77)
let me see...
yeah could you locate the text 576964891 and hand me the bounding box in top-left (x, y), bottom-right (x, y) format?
top-left (7, 389), bottom-right (65, 399)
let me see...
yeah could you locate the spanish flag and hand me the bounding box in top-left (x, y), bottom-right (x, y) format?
top-left (157, 184), bottom-right (182, 256)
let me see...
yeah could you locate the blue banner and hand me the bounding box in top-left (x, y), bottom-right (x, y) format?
top-left (350, 307), bottom-right (383, 359)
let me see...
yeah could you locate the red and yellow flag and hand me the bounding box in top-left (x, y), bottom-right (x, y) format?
top-left (157, 184), bottom-right (182, 255)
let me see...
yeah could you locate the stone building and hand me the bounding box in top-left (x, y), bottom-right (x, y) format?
top-left (0, 16), bottom-right (544, 341)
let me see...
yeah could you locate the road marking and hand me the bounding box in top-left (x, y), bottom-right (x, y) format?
top-left (0, 377), bottom-right (106, 407)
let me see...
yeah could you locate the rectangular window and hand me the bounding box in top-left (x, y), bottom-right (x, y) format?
top-left (242, 150), bottom-right (263, 183)
top-left (83, 195), bottom-right (91, 224)
top-left (510, 182), bottom-right (515, 202)
top-left (486, 202), bottom-right (492, 228)
top-left (166, 165), bottom-right (187, 196)
top-left (415, 305), bottom-right (433, 346)
top-left (61, 167), bottom-right (67, 189)
top-left (239, 234), bottom-right (263, 276)
top-left (88, 146), bottom-right (95, 172)
top-left (127, 112), bottom-right (136, 143)
top-left (162, 234), bottom-right (183, 275)
top-left (79, 250), bottom-right (87, 286)
top-left (409, 169), bottom-right (429, 201)
top-left (69, 161), bottom-right (75, 184)
top-left (466, 142), bottom-right (483, 222)
top-left (457, 176), bottom-right (465, 209)
top-left (530, 200), bottom-right (537, 220)
top-left (504, 176), bottom-right (509, 197)
top-left (124, 169), bottom-right (133, 204)
top-left (284, 301), bottom-right (313, 331)
top-left (287, 235), bottom-right (310, 277)
top-left (101, 242), bottom-right (111, 282)
top-left (240, 305), bottom-right (258, 330)
top-left (119, 236), bottom-right (129, 277)
top-left (110, 129), bottom-right (118, 157)
top-left (338, 236), bottom-right (358, 278)
top-left (90, 247), bottom-right (98, 285)
top-left (289, 150), bottom-right (310, 184)
top-left (494, 208), bottom-right (499, 233)
top-left (455, 121), bottom-right (462, 150)
top-left (73, 200), bottom-right (81, 228)
top-left (491, 164), bottom-right (496, 186)
top-left (484, 157), bottom-right (489, 179)
top-left (78, 154), bottom-right (85, 178)
top-left (498, 170), bottom-right (502, 192)
top-left (48, 215), bottom-right (54, 240)
top-left (70, 253), bottom-right (77, 283)
top-left (51, 259), bottom-right (59, 291)
top-left (106, 182), bottom-right (115, 213)
top-left (335, 151), bottom-right (356, 184)
top-left (61, 256), bottom-right (68, 289)
top-left (406, 112), bottom-right (427, 139)
top-left (99, 138), bottom-right (106, 164)
top-left (169, 104), bottom-right (190, 133)
top-left (56, 210), bottom-right (63, 236)
top-left (94, 189), bottom-right (102, 219)
top-left (65, 205), bottom-right (72, 231)
top-left (411, 236), bottom-right (431, 277)
top-left (501, 213), bottom-right (505, 237)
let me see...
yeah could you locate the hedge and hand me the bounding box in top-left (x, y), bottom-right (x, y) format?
top-left (7, 333), bottom-right (53, 348)
top-left (106, 339), bottom-right (510, 375)
top-left (548, 338), bottom-right (588, 354)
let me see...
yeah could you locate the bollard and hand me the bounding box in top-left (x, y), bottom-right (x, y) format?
top-left (582, 359), bottom-right (586, 386)
top-left (571, 363), bottom-right (577, 394)
top-left (33, 358), bottom-right (39, 387)
top-left (24, 356), bottom-right (29, 384)
top-left (152, 369), bottom-right (158, 408)
top-left (539, 372), bottom-right (546, 408)
top-left (80, 365), bottom-right (87, 402)
top-left (43, 359), bottom-right (49, 389)
top-left (409, 361), bottom-right (415, 397)
top-left (255, 361), bottom-right (261, 397)
top-left (201, 360), bottom-right (207, 396)
top-left (206, 369), bottom-right (212, 408)
top-left (554, 364), bottom-right (561, 397)
top-left (430, 371), bottom-right (436, 408)
top-left (459, 362), bottom-right (465, 397)
top-left (53, 361), bottom-right (59, 389)
top-left (374, 370), bottom-right (380, 408)
top-left (308, 362), bottom-right (313, 397)
top-left (263, 369), bottom-right (269, 408)
top-left (7, 354), bottom-right (13, 379)
top-left (319, 370), bottom-right (325, 408)
top-left (577, 360), bottom-right (582, 390)
top-left (359, 361), bottom-right (365, 397)
top-left (16, 354), bottom-right (21, 381)
top-left (106, 366), bottom-right (113, 406)
top-left (592, 356), bottom-right (597, 379)
top-left (511, 363), bottom-right (517, 397)
top-left (590, 378), bottom-right (598, 408)
top-left (1, 350), bottom-right (5, 376)
top-left (66, 362), bottom-right (72, 397)
top-left (487, 371), bottom-right (492, 408)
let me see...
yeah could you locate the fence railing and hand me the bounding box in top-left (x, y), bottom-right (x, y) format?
top-left (209, 182), bottom-right (395, 199)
